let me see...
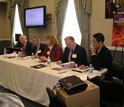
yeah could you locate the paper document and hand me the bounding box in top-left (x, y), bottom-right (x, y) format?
top-left (5, 53), bottom-right (18, 58)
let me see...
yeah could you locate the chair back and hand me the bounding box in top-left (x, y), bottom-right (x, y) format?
top-left (0, 93), bottom-right (24, 107)
top-left (46, 87), bottom-right (66, 107)
top-left (112, 61), bottom-right (123, 79)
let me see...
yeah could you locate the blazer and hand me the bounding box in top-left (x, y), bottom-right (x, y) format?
top-left (90, 45), bottom-right (113, 79)
top-left (32, 43), bottom-right (46, 56)
top-left (21, 41), bottom-right (33, 56)
top-left (42, 44), bottom-right (63, 62)
top-left (61, 44), bottom-right (88, 66)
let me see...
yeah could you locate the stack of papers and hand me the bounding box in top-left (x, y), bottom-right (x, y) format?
top-left (5, 53), bottom-right (18, 58)
top-left (51, 61), bottom-right (75, 70)
top-left (60, 61), bottom-right (75, 69)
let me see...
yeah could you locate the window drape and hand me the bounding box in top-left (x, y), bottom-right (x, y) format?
top-left (56, 0), bottom-right (68, 46)
top-left (74, 0), bottom-right (92, 57)
top-left (7, 0), bottom-right (16, 45)
top-left (7, 0), bottom-right (29, 45)
top-left (18, 0), bottom-right (29, 40)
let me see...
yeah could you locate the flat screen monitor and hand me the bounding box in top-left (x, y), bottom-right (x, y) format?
top-left (24, 6), bottom-right (46, 27)
top-left (14, 34), bottom-right (21, 48)
top-left (15, 34), bottom-right (21, 43)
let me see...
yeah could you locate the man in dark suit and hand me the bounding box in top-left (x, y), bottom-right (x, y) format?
top-left (80, 33), bottom-right (113, 79)
top-left (57, 36), bottom-right (87, 67)
top-left (19, 35), bottom-right (33, 56)
top-left (91, 33), bottom-right (113, 79)
top-left (32, 37), bottom-right (46, 58)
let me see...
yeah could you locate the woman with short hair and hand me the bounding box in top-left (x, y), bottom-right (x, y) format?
top-left (40, 35), bottom-right (63, 62)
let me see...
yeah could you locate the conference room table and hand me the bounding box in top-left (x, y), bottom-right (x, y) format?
top-left (0, 54), bottom-right (106, 106)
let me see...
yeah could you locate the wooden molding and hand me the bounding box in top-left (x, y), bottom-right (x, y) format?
top-left (0, 0), bottom-right (8, 3)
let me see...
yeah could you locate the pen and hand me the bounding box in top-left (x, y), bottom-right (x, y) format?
top-left (58, 71), bottom-right (67, 74)
top-left (72, 69), bottom-right (88, 73)
top-left (72, 70), bottom-right (82, 73)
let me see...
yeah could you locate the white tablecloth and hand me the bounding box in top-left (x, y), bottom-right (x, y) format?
top-left (0, 55), bottom-right (105, 106)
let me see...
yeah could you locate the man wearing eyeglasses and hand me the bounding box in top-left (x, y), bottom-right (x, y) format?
top-left (80, 33), bottom-right (113, 79)
top-left (57, 36), bottom-right (88, 68)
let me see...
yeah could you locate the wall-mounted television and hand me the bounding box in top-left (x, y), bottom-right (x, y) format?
top-left (24, 6), bottom-right (46, 27)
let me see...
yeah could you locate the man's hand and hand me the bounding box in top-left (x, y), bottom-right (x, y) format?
top-left (91, 45), bottom-right (96, 55)
top-left (40, 56), bottom-right (47, 61)
top-left (79, 65), bottom-right (88, 69)
top-left (34, 55), bottom-right (39, 59)
top-left (56, 60), bottom-right (62, 65)
top-left (69, 62), bottom-right (75, 68)
top-left (20, 52), bottom-right (25, 57)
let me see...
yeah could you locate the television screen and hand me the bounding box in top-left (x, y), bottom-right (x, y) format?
top-left (14, 34), bottom-right (21, 47)
top-left (24, 6), bottom-right (46, 27)
top-left (15, 34), bottom-right (21, 42)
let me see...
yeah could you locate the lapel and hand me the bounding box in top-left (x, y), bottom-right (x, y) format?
top-left (25, 41), bottom-right (28, 51)
top-left (48, 44), bottom-right (56, 55)
top-left (39, 43), bottom-right (41, 50)
top-left (73, 44), bottom-right (78, 54)
top-left (50, 44), bottom-right (55, 53)
top-left (71, 44), bottom-right (78, 60)
top-left (97, 45), bottom-right (105, 56)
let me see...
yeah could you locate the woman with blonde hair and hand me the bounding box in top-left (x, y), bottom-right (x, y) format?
top-left (40, 35), bottom-right (63, 62)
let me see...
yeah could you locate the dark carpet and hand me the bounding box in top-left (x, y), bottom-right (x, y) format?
top-left (0, 86), bottom-right (46, 107)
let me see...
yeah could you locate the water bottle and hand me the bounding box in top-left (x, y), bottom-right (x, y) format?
top-left (88, 64), bottom-right (94, 73)
top-left (31, 53), bottom-right (34, 59)
top-left (18, 52), bottom-right (21, 60)
top-left (4, 47), bottom-right (6, 55)
top-left (47, 56), bottom-right (51, 66)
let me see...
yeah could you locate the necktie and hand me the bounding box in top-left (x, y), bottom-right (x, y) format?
top-left (36, 47), bottom-right (38, 53)
top-left (22, 45), bottom-right (25, 54)
top-left (70, 49), bottom-right (73, 61)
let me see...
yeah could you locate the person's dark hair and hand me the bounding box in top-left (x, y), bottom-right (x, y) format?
top-left (93, 33), bottom-right (105, 43)
top-left (33, 37), bottom-right (40, 42)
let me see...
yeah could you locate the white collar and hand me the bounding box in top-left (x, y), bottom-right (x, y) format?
top-left (23, 40), bottom-right (27, 47)
top-left (97, 45), bottom-right (103, 53)
top-left (48, 45), bottom-right (54, 50)
top-left (70, 44), bottom-right (76, 52)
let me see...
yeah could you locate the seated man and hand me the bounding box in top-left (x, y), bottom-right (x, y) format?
top-left (57, 36), bottom-right (88, 67)
top-left (32, 37), bottom-right (46, 58)
top-left (19, 35), bottom-right (33, 56)
top-left (80, 33), bottom-right (113, 79)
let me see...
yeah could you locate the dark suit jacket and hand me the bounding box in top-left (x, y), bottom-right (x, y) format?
top-left (42, 44), bottom-right (63, 62)
top-left (21, 41), bottom-right (33, 56)
top-left (32, 43), bottom-right (46, 56)
top-left (90, 45), bottom-right (113, 79)
top-left (61, 44), bottom-right (88, 66)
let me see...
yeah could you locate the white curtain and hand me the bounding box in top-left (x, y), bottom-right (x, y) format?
top-left (56, 0), bottom-right (68, 46)
top-left (74, 0), bottom-right (92, 57)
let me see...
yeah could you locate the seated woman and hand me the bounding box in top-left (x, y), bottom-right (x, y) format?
top-left (40, 35), bottom-right (63, 62)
